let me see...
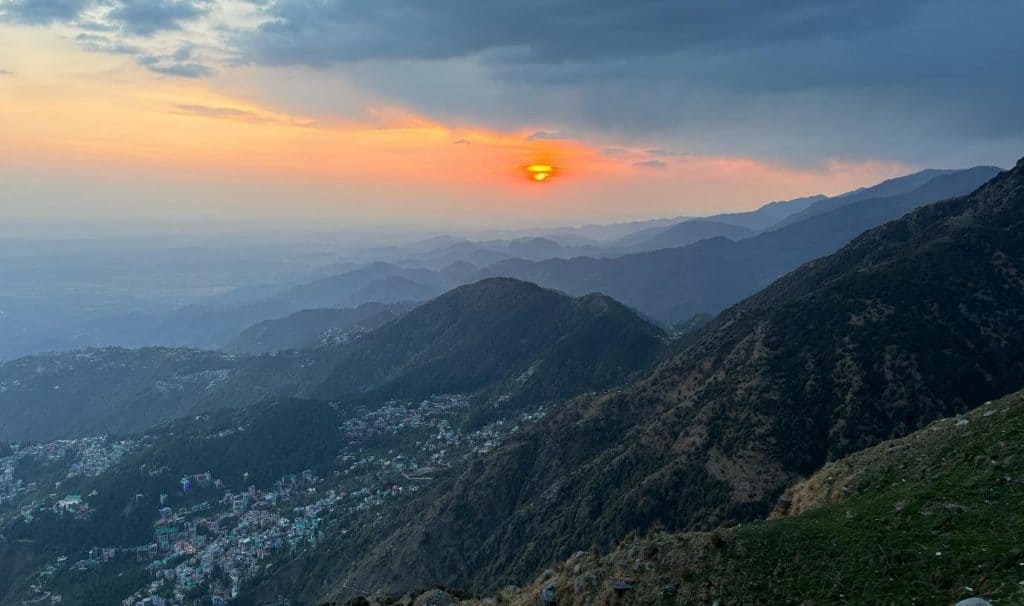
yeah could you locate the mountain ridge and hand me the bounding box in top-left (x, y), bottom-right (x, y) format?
top-left (0, 278), bottom-right (666, 441)
top-left (477, 165), bottom-right (1002, 323)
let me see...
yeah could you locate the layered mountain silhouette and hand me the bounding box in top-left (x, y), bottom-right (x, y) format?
top-left (614, 219), bottom-right (755, 252)
top-left (0, 279), bottom-right (665, 441)
top-left (479, 166), bottom-right (1001, 323)
top-left (229, 302), bottom-right (413, 354)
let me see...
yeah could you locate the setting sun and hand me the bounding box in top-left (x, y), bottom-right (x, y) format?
top-left (526, 164), bottom-right (556, 182)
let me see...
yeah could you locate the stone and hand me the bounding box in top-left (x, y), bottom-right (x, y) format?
top-left (955, 599), bottom-right (992, 606)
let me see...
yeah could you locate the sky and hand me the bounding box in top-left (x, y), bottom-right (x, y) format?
top-left (1, 0), bottom-right (1022, 230)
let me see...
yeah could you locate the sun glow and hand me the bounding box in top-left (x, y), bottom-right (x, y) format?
top-left (526, 164), bottom-right (556, 182)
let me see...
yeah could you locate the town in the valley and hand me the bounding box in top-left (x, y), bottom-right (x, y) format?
top-left (0, 394), bottom-right (547, 605)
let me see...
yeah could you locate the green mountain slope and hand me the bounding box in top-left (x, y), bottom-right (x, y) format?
top-left (280, 159), bottom-right (1024, 601)
top-left (460, 388), bottom-right (1024, 605)
top-left (305, 278), bottom-right (667, 411)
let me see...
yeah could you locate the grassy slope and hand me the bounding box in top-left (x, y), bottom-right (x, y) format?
top-left (476, 388), bottom-right (1024, 605)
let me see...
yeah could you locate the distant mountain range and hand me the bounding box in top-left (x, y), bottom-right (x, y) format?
top-left (0, 166), bottom-right (999, 363)
top-left (0, 279), bottom-right (666, 441)
top-left (611, 219), bottom-right (755, 251)
top-left (260, 160), bottom-right (1023, 601)
top-left (228, 302), bottom-right (413, 354)
top-left (165, 166), bottom-right (1001, 353)
top-left (479, 166), bottom-right (1002, 323)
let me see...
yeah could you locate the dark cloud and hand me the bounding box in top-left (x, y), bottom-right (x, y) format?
top-left (634, 159), bottom-right (667, 169)
top-left (3, 0), bottom-right (1022, 167)
top-left (108, 0), bottom-right (209, 36)
top-left (0, 0), bottom-right (93, 24)
top-left (241, 0), bottom-right (915, 66)
top-left (0, 68), bottom-right (12, 75)
top-left (232, 0), bottom-right (1024, 167)
top-left (601, 147), bottom-right (627, 157)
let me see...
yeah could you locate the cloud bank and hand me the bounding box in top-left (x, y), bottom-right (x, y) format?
top-left (2, 0), bottom-right (1022, 167)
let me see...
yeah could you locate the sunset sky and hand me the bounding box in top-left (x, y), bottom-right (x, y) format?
top-left (2, 0), bottom-right (1022, 230)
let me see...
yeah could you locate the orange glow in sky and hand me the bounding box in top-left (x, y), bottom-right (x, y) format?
top-left (0, 27), bottom-right (916, 226)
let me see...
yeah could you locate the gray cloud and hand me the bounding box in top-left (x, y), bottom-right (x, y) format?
top-left (2, 0), bottom-right (1022, 167)
top-left (241, 0), bottom-right (916, 66)
top-left (231, 0), bottom-right (1024, 167)
top-left (526, 130), bottom-right (567, 141)
top-left (172, 103), bottom-right (268, 122)
top-left (647, 148), bottom-right (689, 158)
top-left (137, 53), bottom-right (212, 78)
top-left (1, 0), bottom-right (208, 33)
top-left (75, 33), bottom-right (140, 54)
top-left (634, 159), bottom-right (667, 169)
top-left (2, 0), bottom-right (213, 80)
top-left (108, 0), bottom-right (209, 36)
top-left (0, 0), bottom-right (93, 24)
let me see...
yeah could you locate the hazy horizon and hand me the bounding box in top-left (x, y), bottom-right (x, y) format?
top-left (0, 161), bottom-right (1010, 239)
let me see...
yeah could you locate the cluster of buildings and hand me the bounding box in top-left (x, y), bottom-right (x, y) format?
top-left (67, 436), bottom-right (139, 478)
top-left (122, 471), bottom-right (334, 605)
top-left (153, 368), bottom-right (233, 394)
top-left (0, 457), bottom-right (27, 506)
top-left (319, 325), bottom-right (371, 346)
top-left (0, 435), bottom-right (141, 509)
top-left (9, 393), bottom-right (552, 605)
top-left (340, 393), bottom-right (471, 439)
